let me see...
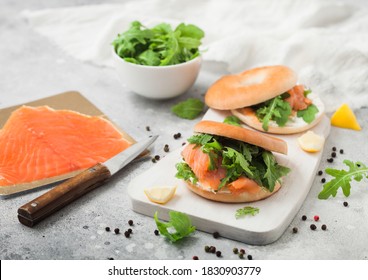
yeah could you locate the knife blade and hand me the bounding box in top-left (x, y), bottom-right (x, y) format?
top-left (17, 135), bottom-right (158, 227)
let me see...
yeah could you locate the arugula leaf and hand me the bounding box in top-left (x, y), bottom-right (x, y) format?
top-left (262, 151), bottom-right (290, 192)
top-left (318, 160), bottom-right (368, 199)
top-left (171, 98), bottom-right (204, 120)
top-left (235, 206), bottom-right (260, 219)
top-left (113, 21), bottom-right (204, 66)
top-left (175, 162), bottom-right (198, 184)
top-left (154, 211), bottom-right (196, 242)
top-left (304, 89), bottom-right (312, 96)
top-left (255, 96), bottom-right (291, 131)
top-left (297, 104), bottom-right (319, 124)
top-left (223, 115), bottom-right (242, 126)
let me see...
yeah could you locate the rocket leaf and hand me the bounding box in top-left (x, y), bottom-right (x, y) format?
top-left (318, 160), bottom-right (368, 199)
top-left (154, 211), bottom-right (196, 242)
top-left (255, 96), bottom-right (292, 131)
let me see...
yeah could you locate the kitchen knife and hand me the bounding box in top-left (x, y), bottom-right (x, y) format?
top-left (17, 135), bottom-right (158, 227)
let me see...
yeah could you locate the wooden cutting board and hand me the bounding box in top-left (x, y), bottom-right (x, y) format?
top-left (128, 109), bottom-right (331, 245)
top-left (0, 91), bottom-right (136, 198)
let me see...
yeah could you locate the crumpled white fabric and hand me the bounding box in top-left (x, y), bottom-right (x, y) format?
top-left (22, 0), bottom-right (368, 111)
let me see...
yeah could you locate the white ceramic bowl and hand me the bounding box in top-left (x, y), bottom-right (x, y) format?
top-left (112, 48), bottom-right (202, 99)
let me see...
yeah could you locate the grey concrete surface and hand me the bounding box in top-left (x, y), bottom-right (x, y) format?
top-left (1, 0), bottom-right (367, 260)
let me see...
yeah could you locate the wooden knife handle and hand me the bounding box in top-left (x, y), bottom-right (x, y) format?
top-left (17, 163), bottom-right (111, 227)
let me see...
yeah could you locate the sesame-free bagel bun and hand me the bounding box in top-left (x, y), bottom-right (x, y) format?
top-left (205, 65), bottom-right (297, 110)
top-left (231, 93), bottom-right (325, 134)
top-left (194, 120), bottom-right (288, 154)
top-left (185, 181), bottom-right (281, 203)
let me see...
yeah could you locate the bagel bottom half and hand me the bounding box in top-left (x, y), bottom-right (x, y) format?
top-left (185, 181), bottom-right (281, 203)
top-left (232, 107), bottom-right (325, 134)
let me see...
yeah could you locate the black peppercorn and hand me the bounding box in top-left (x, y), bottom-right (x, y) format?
top-left (154, 229), bottom-right (159, 236)
top-left (331, 152), bottom-right (336, 158)
top-left (247, 255), bottom-right (253, 260)
top-left (216, 251), bottom-right (222, 257)
top-left (154, 155), bottom-right (160, 161)
top-left (205, 245), bottom-right (210, 253)
top-left (182, 142), bottom-right (186, 146)
top-left (213, 232), bottom-right (220, 239)
top-left (128, 220), bottom-right (133, 226)
top-left (210, 246), bottom-right (216, 254)
top-left (108, 257), bottom-right (114, 260)
top-left (317, 170), bottom-right (323, 176)
top-left (233, 248), bottom-right (238, 254)
top-left (146, 126), bottom-right (150, 132)
top-left (302, 215), bottom-right (307, 221)
top-left (192, 256), bottom-right (199, 260)
top-left (310, 224), bottom-right (317, 230)
top-left (114, 228), bottom-right (120, 234)
top-left (321, 178), bottom-right (326, 183)
top-left (164, 145), bottom-right (169, 152)
top-left (292, 227), bottom-right (298, 233)
top-left (321, 224), bottom-right (327, 231)
top-left (343, 201), bottom-right (348, 207)
top-left (340, 149), bottom-right (344, 154)
top-left (128, 228), bottom-right (133, 234)
top-left (105, 227), bottom-right (110, 232)
top-left (332, 147), bottom-right (336, 151)
top-left (327, 158), bottom-right (334, 163)
top-left (124, 231), bottom-right (130, 238)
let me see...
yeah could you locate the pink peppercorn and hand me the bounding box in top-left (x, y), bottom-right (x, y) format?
top-left (314, 215), bottom-right (319, 222)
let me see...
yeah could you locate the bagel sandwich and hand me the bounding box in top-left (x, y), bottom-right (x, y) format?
top-left (205, 65), bottom-right (325, 134)
top-left (175, 120), bottom-right (290, 203)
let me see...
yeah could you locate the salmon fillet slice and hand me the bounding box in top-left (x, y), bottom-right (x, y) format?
top-left (182, 144), bottom-right (226, 190)
top-left (0, 106), bottom-right (132, 187)
top-left (285, 84), bottom-right (312, 111)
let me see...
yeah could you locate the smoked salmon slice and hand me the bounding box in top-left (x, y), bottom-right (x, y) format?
top-left (182, 144), bottom-right (226, 190)
top-left (0, 106), bottom-right (132, 187)
top-left (285, 85), bottom-right (312, 111)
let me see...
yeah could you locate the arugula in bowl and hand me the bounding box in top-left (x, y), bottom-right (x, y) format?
top-left (112, 21), bottom-right (204, 66)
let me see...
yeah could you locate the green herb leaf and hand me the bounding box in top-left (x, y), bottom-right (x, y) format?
top-left (154, 211), bottom-right (196, 242)
top-left (171, 98), bottom-right (204, 120)
top-left (255, 96), bottom-right (292, 131)
top-left (304, 89), bottom-right (312, 96)
top-left (175, 162), bottom-right (198, 184)
top-left (318, 160), bottom-right (368, 199)
top-left (235, 206), bottom-right (260, 219)
top-left (223, 115), bottom-right (242, 126)
top-left (297, 104), bottom-right (319, 124)
top-left (262, 151), bottom-right (290, 192)
top-left (112, 21), bottom-right (204, 66)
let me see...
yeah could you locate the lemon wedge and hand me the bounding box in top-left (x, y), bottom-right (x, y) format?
top-left (331, 103), bottom-right (361, 130)
top-left (144, 186), bottom-right (177, 204)
top-left (297, 131), bottom-right (325, 153)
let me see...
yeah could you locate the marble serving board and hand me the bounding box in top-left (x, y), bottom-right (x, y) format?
top-left (128, 109), bottom-right (330, 245)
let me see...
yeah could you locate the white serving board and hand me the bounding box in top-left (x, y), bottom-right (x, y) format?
top-left (128, 109), bottom-right (330, 245)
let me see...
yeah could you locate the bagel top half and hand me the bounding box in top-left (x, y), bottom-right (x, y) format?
top-left (194, 120), bottom-right (288, 154)
top-left (205, 65), bottom-right (297, 110)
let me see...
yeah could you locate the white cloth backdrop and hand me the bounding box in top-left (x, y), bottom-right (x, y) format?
top-left (22, 0), bottom-right (368, 111)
